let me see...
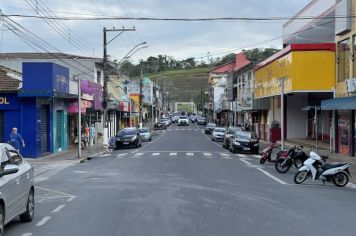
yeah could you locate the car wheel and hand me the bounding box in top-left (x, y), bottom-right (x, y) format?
top-left (149, 138), bottom-right (152, 142)
top-left (0, 204), bottom-right (4, 236)
top-left (20, 189), bottom-right (35, 222)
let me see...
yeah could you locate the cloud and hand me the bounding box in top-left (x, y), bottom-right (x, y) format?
top-left (1, 0), bottom-right (311, 62)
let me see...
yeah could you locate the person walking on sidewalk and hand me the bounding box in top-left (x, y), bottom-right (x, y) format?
top-left (8, 127), bottom-right (25, 153)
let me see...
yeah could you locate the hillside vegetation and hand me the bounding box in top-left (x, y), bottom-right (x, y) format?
top-left (134, 67), bottom-right (212, 102)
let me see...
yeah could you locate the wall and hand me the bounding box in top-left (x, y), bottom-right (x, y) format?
top-left (286, 94), bottom-right (308, 138)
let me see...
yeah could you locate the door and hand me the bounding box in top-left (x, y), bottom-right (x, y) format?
top-left (40, 106), bottom-right (49, 153)
top-left (0, 111), bottom-right (3, 143)
top-left (56, 111), bottom-right (62, 150)
top-left (0, 149), bottom-right (21, 220)
top-left (7, 150), bottom-right (29, 215)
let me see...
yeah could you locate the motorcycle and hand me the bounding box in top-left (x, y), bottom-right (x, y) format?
top-left (294, 151), bottom-right (351, 187)
top-left (74, 136), bottom-right (88, 150)
top-left (259, 143), bottom-right (280, 164)
top-left (275, 146), bottom-right (309, 173)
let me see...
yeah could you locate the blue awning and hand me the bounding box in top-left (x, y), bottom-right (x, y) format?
top-left (321, 96), bottom-right (356, 110)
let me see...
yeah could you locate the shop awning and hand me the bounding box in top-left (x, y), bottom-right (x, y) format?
top-left (321, 96), bottom-right (356, 110)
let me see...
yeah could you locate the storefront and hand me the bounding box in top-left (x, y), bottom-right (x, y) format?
top-left (17, 62), bottom-right (72, 157)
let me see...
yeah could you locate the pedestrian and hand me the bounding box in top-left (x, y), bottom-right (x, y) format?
top-left (8, 127), bottom-right (25, 152)
top-left (89, 125), bottom-right (95, 145)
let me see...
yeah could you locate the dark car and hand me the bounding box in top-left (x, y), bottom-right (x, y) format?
top-left (229, 131), bottom-right (259, 154)
top-left (205, 123), bottom-right (217, 134)
top-left (116, 127), bottom-right (142, 149)
top-left (223, 126), bottom-right (244, 149)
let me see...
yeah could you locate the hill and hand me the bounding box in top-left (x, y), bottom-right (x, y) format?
top-left (142, 67), bottom-right (212, 102)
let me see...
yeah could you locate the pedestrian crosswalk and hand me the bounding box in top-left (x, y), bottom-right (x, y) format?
top-left (111, 151), bottom-right (260, 160)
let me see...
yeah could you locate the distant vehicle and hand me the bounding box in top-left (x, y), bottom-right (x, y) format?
top-left (178, 116), bottom-right (189, 126)
top-left (197, 117), bottom-right (207, 125)
top-left (223, 126), bottom-right (244, 149)
top-left (0, 143), bottom-right (35, 235)
top-left (229, 131), bottom-right (259, 154)
top-left (154, 122), bottom-right (167, 130)
top-left (205, 123), bottom-right (217, 134)
top-left (161, 117), bottom-right (171, 126)
top-left (211, 127), bottom-right (226, 142)
top-left (116, 127), bottom-right (142, 149)
top-left (138, 128), bottom-right (152, 142)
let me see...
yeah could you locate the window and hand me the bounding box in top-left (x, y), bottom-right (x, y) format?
top-left (7, 150), bottom-right (22, 165)
top-left (338, 38), bottom-right (350, 82)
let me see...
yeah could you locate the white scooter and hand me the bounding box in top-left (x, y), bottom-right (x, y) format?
top-left (294, 151), bottom-right (351, 187)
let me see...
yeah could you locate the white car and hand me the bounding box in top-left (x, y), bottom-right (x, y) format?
top-left (0, 143), bottom-right (35, 235)
top-left (211, 127), bottom-right (226, 142)
top-left (178, 116), bottom-right (189, 126)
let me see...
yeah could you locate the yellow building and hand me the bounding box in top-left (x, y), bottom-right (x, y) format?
top-left (254, 44), bottom-right (336, 141)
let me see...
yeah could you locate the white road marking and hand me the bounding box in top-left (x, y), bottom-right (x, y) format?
top-left (22, 233), bottom-right (33, 236)
top-left (100, 154), bottom-right (111, 157)
top-left (240, 158), bottom-right (251, 165)
top-left (169, 152), bottom-right (177, 156)
top-left (67, 196), bottom-right (77, 202)
top-left (221, 156), bottom-right (233, 159)
top-left (257, 168), bottom-right (288, 185)
top-left (131, 150), bottom-right (139, 153)
top-left (252, 155), bottom-right (262, 159)
top-left (181, 129), bottom-right (185, 131)
top-left (175, 129), bottom-right (179, 130)
top-left (186, 152), bottom-right (194, 156)
top-left (36, 216), bottom-right (51, 227)
top-left (51, 204), bottom-right (65, 213)
top-left (134, 152), bottom-right (144, 156)
top-left (203, 153), bottom-right (212, 156)
top-left (237, 154), bottom-right (248, 158)
top-left (188, 129), bottom-right (191, 130)
top-left (195, 129), bottom-right (199, 131)
top-left (117, 153), bottom-right (128, 156)
top-left (73, 170), bottom-right (89, 174)
top-left (152, 153), bottom-right (160, 156)
top-left (219, 153), bottom-right (231, 157)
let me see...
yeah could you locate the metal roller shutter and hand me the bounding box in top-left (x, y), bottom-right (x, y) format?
top-left (40, 106), bottom-right (48, 153)
top-left (56, 111), bottom-right (62, 149)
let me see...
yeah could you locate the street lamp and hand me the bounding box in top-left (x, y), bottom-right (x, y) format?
top-left (117, 42), bottom-right (147, 65)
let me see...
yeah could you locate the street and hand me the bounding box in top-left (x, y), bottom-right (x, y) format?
top-left (5, 123), bottom-right (356, 236)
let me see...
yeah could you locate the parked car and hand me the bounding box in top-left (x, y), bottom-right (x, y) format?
top-left (211, 127), bottom-right (226, 142)
top-left (205, 123), bottom-right (217, 134)
top-left (178, 116), bottom-right (189, 126)
top-left (161, 118), bottom-right (171, 126)
top-left (223, 126), bottom-right (244, 149)
top-left (0, 143), bottom-right (35, 235)
top-left (116, 127), bottom-right (142, 149)
top-left (229, 131), bottom-right (259, 154)
top-left (154, 121), bottom-right (167, 130)
top-left (197, 117), bottom-right (207, 125)
top-left (138, 128), bottom-right (152, 142)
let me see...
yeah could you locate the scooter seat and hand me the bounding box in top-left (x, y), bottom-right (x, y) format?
top-left (322, 163), bottom-right (348, 170)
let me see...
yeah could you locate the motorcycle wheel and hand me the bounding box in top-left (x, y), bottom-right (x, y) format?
top-left (333, 172), bottom-right (349, 187)
top-left (294, 171), bottom-right (308, 184)
top-left (275, 159), bottom-right (291, 173)
top-left (259, 157), bottom-right (266, 164)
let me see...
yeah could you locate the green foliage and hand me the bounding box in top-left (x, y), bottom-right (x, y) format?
top-left (244, 48), bottom-right (279, 63)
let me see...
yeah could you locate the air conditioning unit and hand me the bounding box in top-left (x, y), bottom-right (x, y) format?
top-left (345, 78), bottom-right (356, 92)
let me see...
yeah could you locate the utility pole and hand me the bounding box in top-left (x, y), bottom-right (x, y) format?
top-left (139, 66), bottom-right (143, 128)
top-left (103, 27), bottom-right (135, 148)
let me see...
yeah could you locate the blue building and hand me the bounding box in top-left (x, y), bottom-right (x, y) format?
top-left (0, 62), bottom-right (73, 158)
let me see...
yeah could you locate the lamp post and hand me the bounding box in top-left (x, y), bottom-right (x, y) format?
top-left (279, 77), bottom-right (287, 150)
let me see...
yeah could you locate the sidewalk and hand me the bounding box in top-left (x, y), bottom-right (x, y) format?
top-left (265, 139), bottom-right (356, 185)
top-left (24, 144), bottom-right (105, 165)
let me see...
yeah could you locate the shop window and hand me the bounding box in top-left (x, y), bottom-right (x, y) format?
top-left (337, 38), bottom-right (350, 82)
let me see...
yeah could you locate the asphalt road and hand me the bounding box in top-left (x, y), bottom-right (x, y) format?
top-left (5, 123), bottom-right (356, 236)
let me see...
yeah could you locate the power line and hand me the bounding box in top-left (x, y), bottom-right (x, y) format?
top-left (2, 14), bottom-right (352, 21)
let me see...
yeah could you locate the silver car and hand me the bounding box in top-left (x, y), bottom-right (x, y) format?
top-left (0, 143), bottom-right (35, 235)
top-left (138, 128), bottom-right (152, 142)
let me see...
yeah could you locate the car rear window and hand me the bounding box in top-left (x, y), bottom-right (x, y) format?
top-left (180, 116), bottom-right (188, 119)
top-left (139, 128), bottom-right (149, 133)
top-left (214, 128), bottom-right (226, 132)
top-left (119, 129), bottom-right (137, 135)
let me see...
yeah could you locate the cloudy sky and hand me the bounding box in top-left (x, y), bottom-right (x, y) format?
top-left (0, 0), bottom-right (310, 63)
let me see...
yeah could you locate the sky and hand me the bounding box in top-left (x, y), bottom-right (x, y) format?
top-left (0, 0), bottom-right (311, 64)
